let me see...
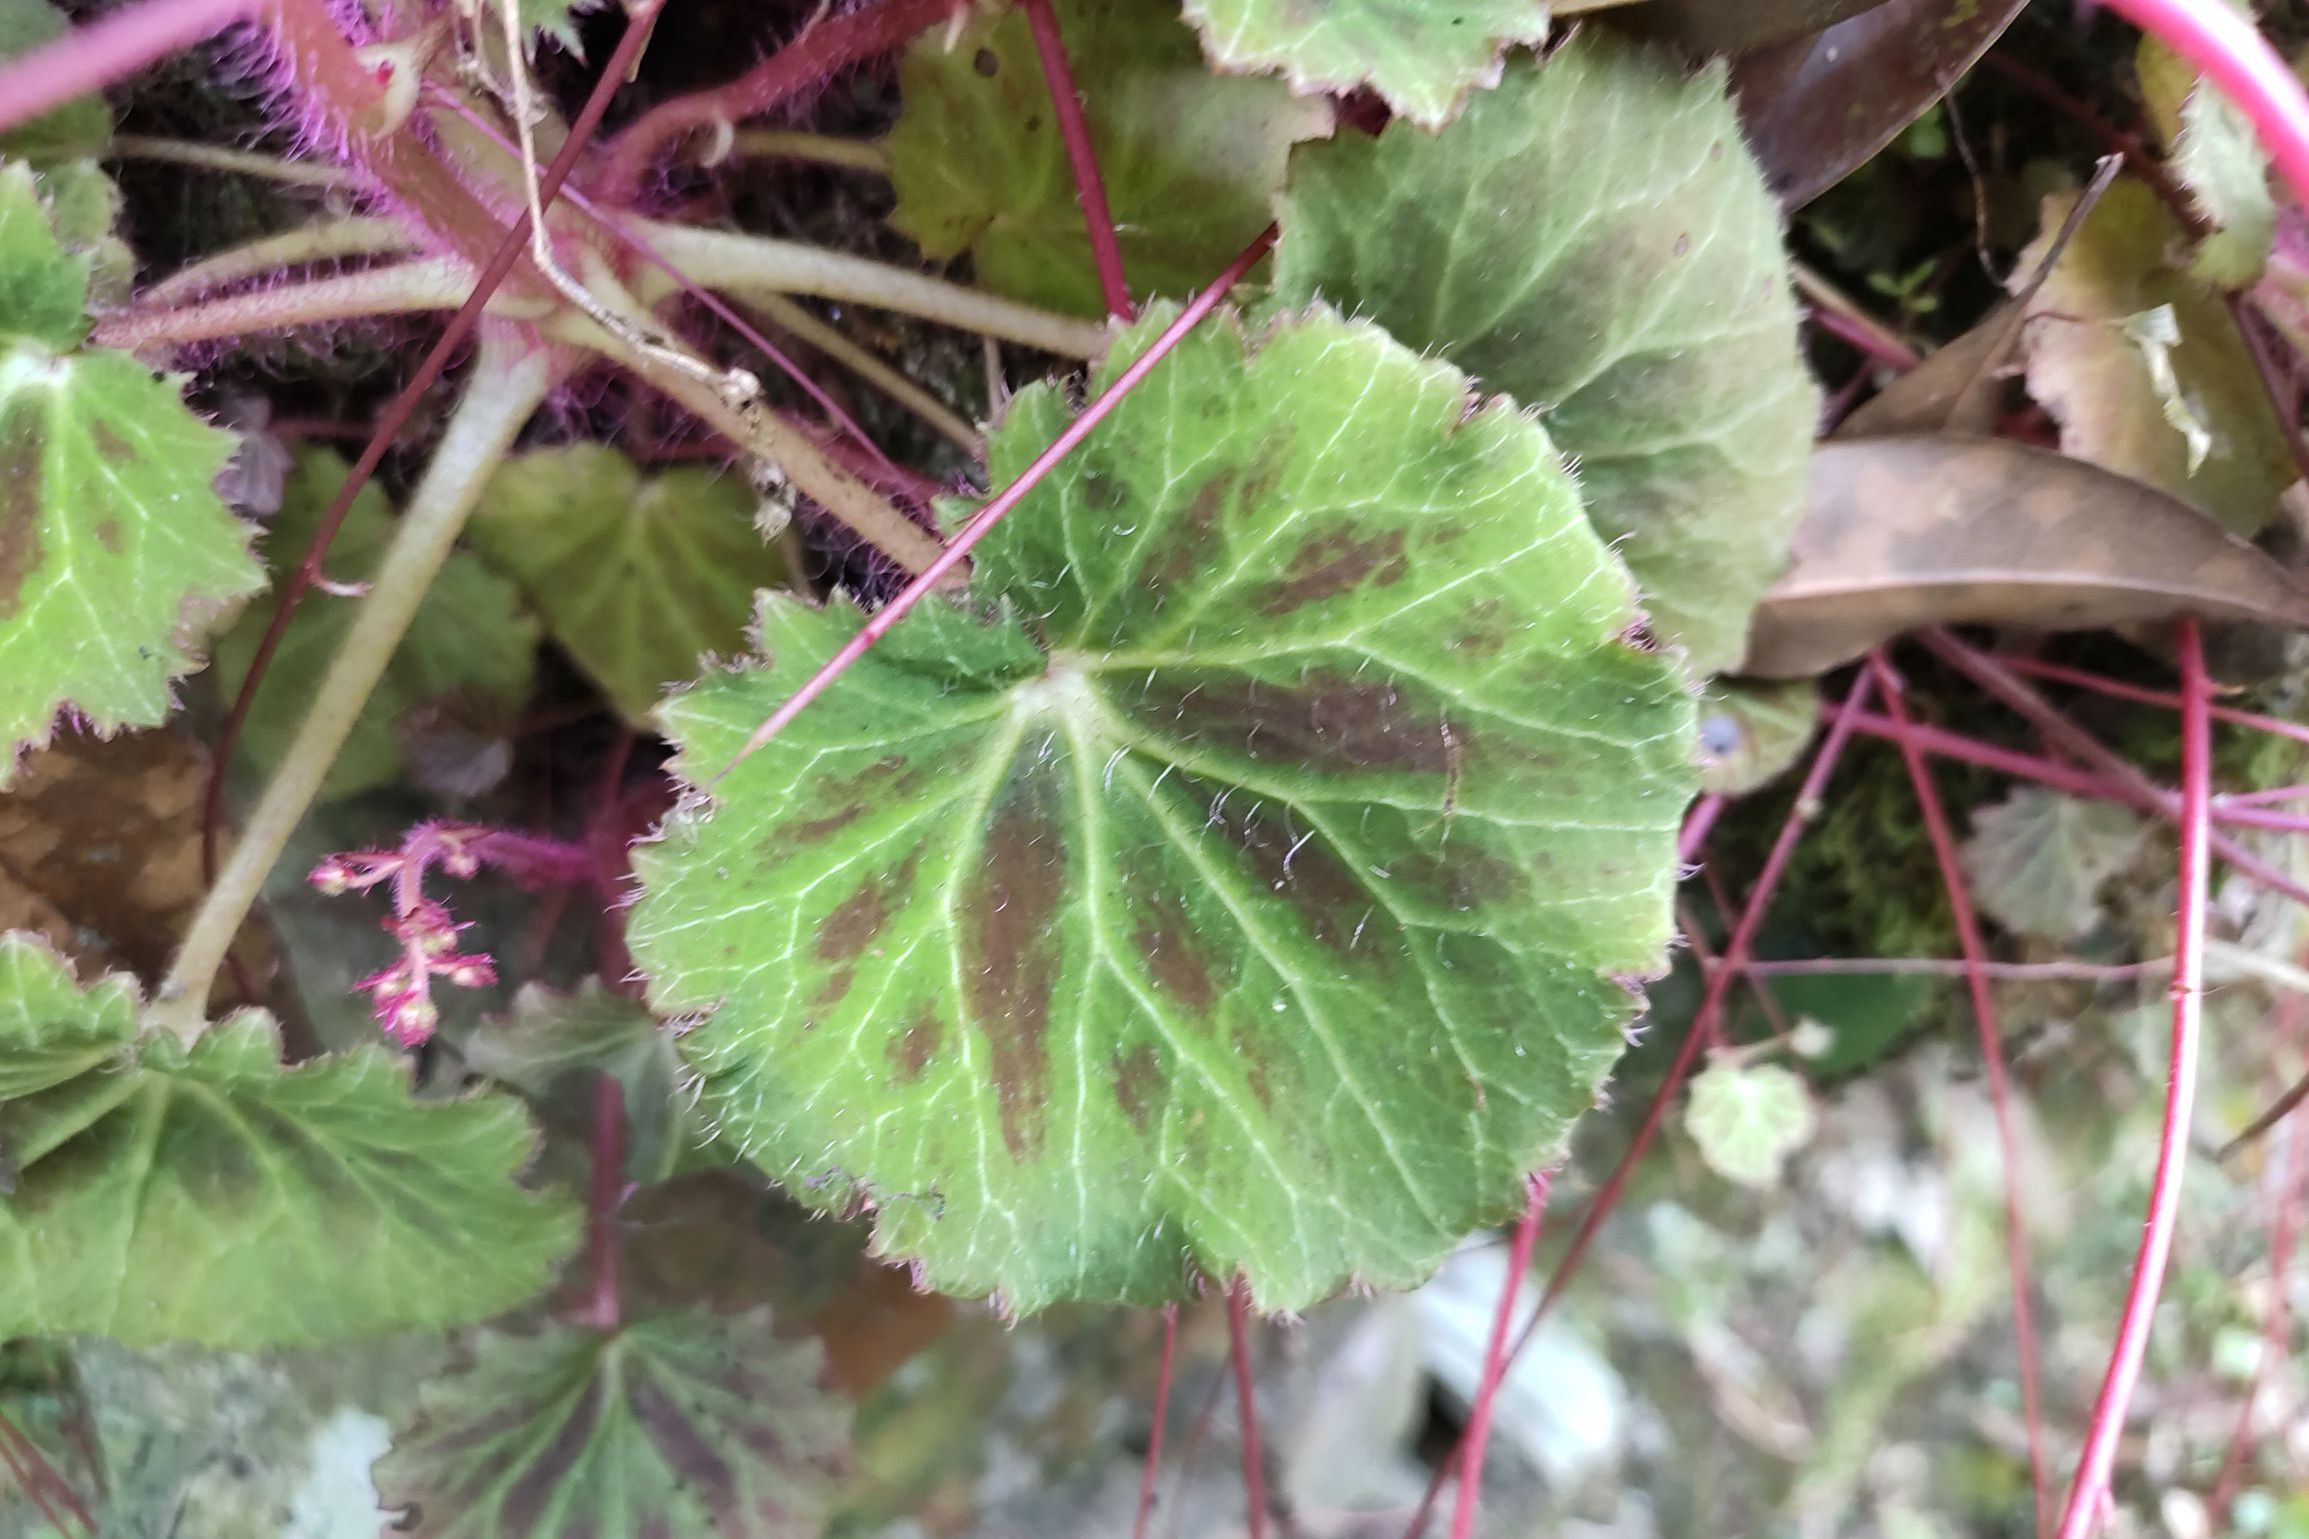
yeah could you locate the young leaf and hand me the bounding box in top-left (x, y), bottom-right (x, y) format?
top-left (629, 305), bottom-right (1697, 1313)
top-left (0, 161), bottom-right (261, 784)
top-left (886, 0), bottom-right (1330, 319)
top-left (1696, 680), bottom-right (1817, 796)
top-left (1182, 0), bottom-right (1549, 128)
top-left (0, 932), bottom-right (578, 1346)
top-left (1273, 34), bottom-right (1815, 675)
top-left (464, 983), bottom-right (697, 1185)
top-left (375, 1310), bottom-right (849, 1538)
top-left (465, 445), bottom-right (784, 728)
top-left (1959, 788), bottom-right (2150, 942)
top-left (212, 448), bottom-right (538, 800)
top-left (2015, 179), bottom-right (2293, 535)
top-left (1686, 1056), bottom-right (1815, 1189)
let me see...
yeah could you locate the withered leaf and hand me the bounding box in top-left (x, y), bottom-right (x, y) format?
top-left (1620, 0), bottom-right (1893, 58)
top-left (1739, 435), bottom-right (2309, 677)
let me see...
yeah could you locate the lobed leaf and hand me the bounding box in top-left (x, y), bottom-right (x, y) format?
top-left (1274, 33), bottom-right (1815, 676)
top-left (630, 305), bottom-right (1696, 1313)
top-left (1959, 788), bottom-right (2150, 943)
top-left (0, 932), bottom-right (578, 1346)
top-left (0, 162), bottom-right (261, 783)
top-left (466, 444), bottom-right (784, 727)
top-left (464, 983), bottom-right (699, 1186)
top-left (375, 1309), bottom-right (849, 1539)
top-left (213, 448), bottom-right (537, 800)
top-left (1183, 0), bottom-right (1549, 129)
top-left (887, 0), bottom-right (1329, 319)
top-left (1686, 1056), bottom-right (1815, 1189)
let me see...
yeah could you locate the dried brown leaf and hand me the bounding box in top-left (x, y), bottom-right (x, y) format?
top-left (1621, 0), bottom-right (1892, 58)
top-left (1739, 435), bottom-right (2309, 677)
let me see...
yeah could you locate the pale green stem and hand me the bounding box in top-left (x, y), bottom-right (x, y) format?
top-left (109, 134), bottom-right (359, 189)
top-left (94, 260), bottom-right (551, 351)
top-left (2206, 937), bottom-right (2309, 996)
top-left (631, 219), bottom-right (1110, 358)
top-left (745, 291), bottom-right (984, 456)
top-left (144, 217), bottom-right (422, 304)
top-left (152, 336), bottom-right (557, 1040)
top-left (725, 128), bottom-right (891, 175)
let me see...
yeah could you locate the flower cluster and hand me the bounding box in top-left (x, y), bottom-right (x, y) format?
top-left (310, 823), bottom-right (503, 1045)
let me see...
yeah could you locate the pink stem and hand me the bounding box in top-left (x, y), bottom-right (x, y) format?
top-left (1400, 673), bottom-right (1880, 1539)
top-left (2051, 618), bottom-right (2213, 1539)
top-left (716, 226), bottom-right (1276, 774)
top-left (1678, 792), bottom-right (1727, 864)
top-left (1742, 956), bottom-right (2169, 982)
top-left (1226, 1281), bottom-right (1268, 1539)
top-left (582, 1074), bottom-right (624, 1330)
top-left (1449, 1172), bottom-right (1551, 1539)
top-left (1869, 652), bottom-right (2050, 1533)
top-left (0, 0), bottom-right (257, 138)
top-left (1020, 0), bottom-right (1131, 319)
top-left (1132, 1304), bottom-right (1179, 1539)
top-left (1807, 304), bottom-right (1922, 371)
top-left (2094, 0), bottom-right (2309, 208)
top-left (596, 0), bottom-right (960, 202)
top-left (1996, 654), bottom-right (2309, 752)
top-left (201, 2), bottom-right (665, 887)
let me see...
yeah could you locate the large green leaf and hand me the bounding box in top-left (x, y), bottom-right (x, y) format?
top-left (1273, 33), bottom-right (1815, 676)
top-left (629, 306), bottom-right (1696, 1312)
top-left (213, 447), bottom-right (537, 799)
top-left (463, 983), bottom-right (699, 1185)
top-left (0, 161), bottom-right (260, 783)
top-left (0, 932), bottom-right (578, 1346)
top-left (1183, 0), bottom-right (1550, 128)
top-left (886, 0), bottom-right (1330, 319)
top-left (466, 444), bottom-right (784, 727)
top-left (374, 1310), bottom-right (848, 1538)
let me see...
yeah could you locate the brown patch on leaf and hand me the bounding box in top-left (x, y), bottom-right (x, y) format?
top-left (498, 1372), bottom-right (605, 1532)
top-left (1231, 1018), bottom-right (1275, 1108)
top-left (629, 1373), bottom-right (740, 1521)
top-left (962, 771), bottom-right (1068, 1160)
top-left (1132, 883), bottom-right (1221, 1013)
top-left (93, 519), bottom-right (122, 554)
top-left (888, 1012), bottom-right (944, 1083)
top-left (1254, 528), bottom-right (1409, 616)
top-left (1205, 792), bottom-right (1386, 962)
top-left (1135, 672), bottom-right (1457, 774)
top-left (779, 756), bottom-right (918, 848)
top-left (1112, 1044), bottom-right (1161, 1133)
top-left (0, 410), bottom-right (44, 622)
top-left (813, 851), bottom-right (919, 965)
top-left (90, 421), bottom-right (136, 466)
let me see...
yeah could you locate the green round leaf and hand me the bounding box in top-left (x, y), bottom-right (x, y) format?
top-left (887, 0), bottom-right (1330, 318)
top-left (630, 306), bottom-right (1696, 1313)
top-left (1686, 1056), bottom-right (1815, 1189)
top-left (375, 1310), bottom-right (849, 1539)
top-left (0, 933), bottom-right (578, 1346)
top-left (1959, 787), bottom-right (2150, 943)
top-left (467, 444), bottom-right (786, 727)
top-left (213, 448), bottom-right (538, 800)
top-left (1273, 34), bottom-right (1816, 675)
top-left (0, 162), bottom-right (260, 782)
top-left (1183, 0), bottom-right (1551, 128)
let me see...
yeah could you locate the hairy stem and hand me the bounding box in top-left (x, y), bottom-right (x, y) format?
top-left (632, 220), bottom-right (1109, 358)
top-left (745, 292), bottom-right (984, 455)
top-left (92, 260), bottom-right (545, 349)
top-left (596, 0), bottom-right (958, 199)
top-left (2051, 617), bottom-right (2212, 1538)
top-left (144, 218), bottom-right (423, 303)
top-left (1132, 1304), bottom-right (1179, 1539)
top-left (1021, 0), bottom-right (1130, 319)
top-left (109, 133), bottom-right (358, 188)
top-left (1226, 1281), bottom-right (1268, 1539)
top-left (727, 128), bottom-right (892, 174)
top-left (1451, 1172), bottom-right (1551, 1539)
top-left (156, 337), bottom-right (556, 1037)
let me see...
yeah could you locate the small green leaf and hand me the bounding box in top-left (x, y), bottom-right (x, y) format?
top-left (464, 983), bottom-right (697, 1185)
top-left (887, 0), bottom-right (1330, 319)
top-left (0, 933), bottom-right (578, 1346)
top-left (1273, 34), bottom-right (1815, 675)
top-left (1695, 680), bottom-right (1817, 796)
top-left (1959, 788), bottom-right (2150, 942)
top-left (1183, 0), bottom-right (1549, 128)
top-left (0, 162), bottom-right (261, 784)
top-left (466, 444), bottom-right (782, 727)
top-left (1686, 1056), bottom-right (1815, 1189)
top-left (213, 447), bottom-right (538, 800)
top-left (0, 0), bottom-right (109, 166)
top-left (630, 305), bottom-right (1696, 1312)
top-left (375, 1310), bottom-right (849, 1538)
top-left (2015, 178), bottom-right (2294, 536)
top-left (2138, 22), bottom-right (2274, 289)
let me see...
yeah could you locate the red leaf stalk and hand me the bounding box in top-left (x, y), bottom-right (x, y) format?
top-left (1995, 653), bottom-right (2309, 752)
top-left (2051, 617), bottom-right (2213, 1539)
top-left (1226, 1280), bottom-right (1267, 1539)
top-left (715, 225), bottom-right (1277, 775)
top-left (1020, 0), bottom-right (1131, 319)
top-left (1868, 652), bottom-right (2049, 1533)
top-left (1449, 1171), bottom-right (1552, 1539)
top-left (1131, 1303), bottom-right (1179, 1539)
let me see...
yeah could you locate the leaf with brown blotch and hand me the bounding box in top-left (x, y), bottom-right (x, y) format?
top-left (1730, 0), bottom-right (2027, 209)
top-left (1738, 435), bottom-right (2309, 678)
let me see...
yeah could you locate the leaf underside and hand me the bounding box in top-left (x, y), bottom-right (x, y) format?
top-left (1274, 32), bottom-right (1816, 676)
top-left (1959, 787), bottom-right (2149, 943)
top-left (375, 1309), bottom-right (849, 1539)
top-left (0, 932), bottom-right (577, 1346)
top-left (0, 161), bottom-right (260, 783)
top-left (1183, 0), bottom-right (1550, 129)
top-left (887, 0), bottom-right (1330, 319)
top-left (629, 306), bottom-right (1696, 1314)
